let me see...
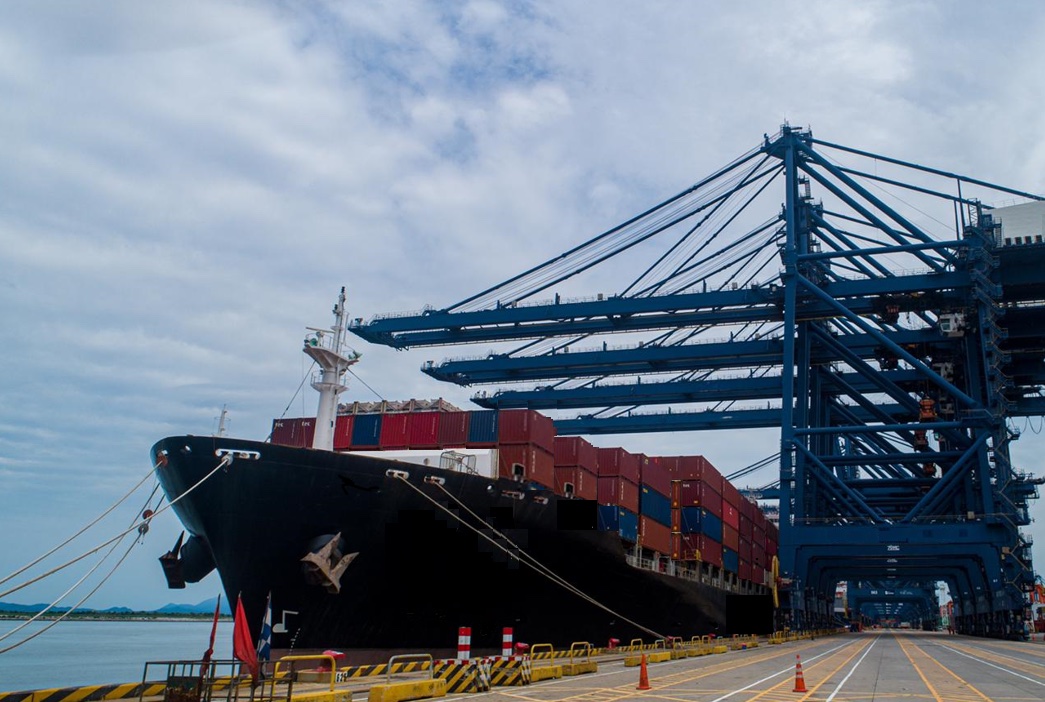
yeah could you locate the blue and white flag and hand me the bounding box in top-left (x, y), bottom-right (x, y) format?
top-left (256, 591), bottom-right (273, 662)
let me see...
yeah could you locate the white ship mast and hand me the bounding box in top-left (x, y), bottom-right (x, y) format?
top-left (303, 287), bottom-right (360, 451)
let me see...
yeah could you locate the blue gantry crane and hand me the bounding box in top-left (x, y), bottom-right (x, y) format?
top-left (351, 125), bottom-right (1045, 638)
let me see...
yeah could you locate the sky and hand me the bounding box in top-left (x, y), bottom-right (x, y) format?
top-left (2, 0), bottom-right (1045, 619)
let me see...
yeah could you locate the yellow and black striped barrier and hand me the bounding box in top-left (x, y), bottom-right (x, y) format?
top-left (433, 659), bottom-right (490, 693)
top-left (488, 656), bottom-right (530, 686)
top-left (337, 660), bottom-right (431, 679)
top-left (0, 682), bottom-right (167, 702)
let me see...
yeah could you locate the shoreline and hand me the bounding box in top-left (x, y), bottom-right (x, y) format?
top-left (0, 613), bottom-right (232, 622)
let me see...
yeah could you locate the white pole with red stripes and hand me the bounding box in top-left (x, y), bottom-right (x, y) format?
top-left (457, 626), bottom-right (472, 661)
top-left (501, 627), bottom-right (513, 657)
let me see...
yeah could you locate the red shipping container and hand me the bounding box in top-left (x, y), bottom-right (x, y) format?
top-left (597, 476), bottom-right (640, 512)
top-left (271, 417), bottom-right (314, 448)
top-left (722, 480), bottom-right (741, 507)
top-left (739, 537), bottom-right (752, 562)
top-left (740, 498), bottom-right (756, 520)
top-left (497, 409), bottom-right (555, 451)
top-left (498, 443), bottom-right (555, 489)
top-left (333, 415), bottom-right (354, 450)
top-left (723, 502), bottom-right (740, 530)
top-left (695, 534), bottom-right (723, 568)
top-left (596, 448), bottom-right (641, 483)
top-left (752, 541), bottom-right (766, 569)
top-left (766, 539), bottom-right (778, 558)
top-left (739, 514), bottom-right (753, 540)
top-left (671, 532), bottom-right (701, 561)
top-left (640, 458), bottom-right (672, 496)
top-left (553, 436), bottom-right (598, 470)
top-left (674, 456), bottom-right (721, 485)
top-left (767, 520), bottom-right (779, 542)
top-left (639, 516), bottom-right (672, 555)
top-left (723, 524), bottom-right (740, 551)
top-left (554, 466), bottom-right (597, 500)
top-left (671, 480), bottom-right (723, 515)
top-left (379, 413), bottom-right (410, 449)
top-left (407, 412), bottom-right (440, 449)
top-left (753, 525), bottom-right (766, 549)
top-left (437, 411), bottom-right (470, 446)
top-left (739, 562), bottom-right (752, 582)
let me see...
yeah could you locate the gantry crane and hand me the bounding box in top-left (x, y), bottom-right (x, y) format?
top-left (351, 125), bottom-right (1045, 638)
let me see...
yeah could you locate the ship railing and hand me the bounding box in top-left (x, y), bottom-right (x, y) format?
top-left (142, 659), bottom-right (254, 702)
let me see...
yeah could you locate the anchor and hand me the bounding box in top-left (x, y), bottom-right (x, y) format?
top-left (301, 532), bottom-right (358, 594)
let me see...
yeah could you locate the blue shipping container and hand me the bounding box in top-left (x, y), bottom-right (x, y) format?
top-left (597, 504), bottom-right (619, 532)
top-left (467, 410), bottom-right (499, 445)
top-left (723, 547), bottom-right (740, 573)
top-left (639, 485), bottom-right (671, 526)
top-left (617, 507), bottom-right (639, 543)
top-left (351, 414), bottom-right (382, 447)
top-left (680, 507), bottom-right (723, 541)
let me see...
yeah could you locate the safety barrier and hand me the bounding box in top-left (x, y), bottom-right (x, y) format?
top-left (433, 658), bottom-right (490, 693)
top-left (0, 682), bottom-right (168, 702)
top-left (336, 660), bottom-right (431, 679)
top-left (728, 634), bottom-right (758, 650)
top-left (561, 642), bottom-right (598, 676)
top-left (367, 654), bottom-right (445, 702)
top-left (488, 656), bottom-right (531, 686)
top-left (276, 654), bottom-right (340, 688)
top-left (528, 644), bottom-right (563, 682)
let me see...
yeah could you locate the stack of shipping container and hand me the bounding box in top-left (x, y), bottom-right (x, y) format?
top-left (552, 436), bottom-right (598, 500)
top-left (638, 457), bottom-right (672, 557)
top-left (594, 447), bottom-right (641, 544)
top-left (495, 409), bottom-right (556, 487)
top-left (272, 407), bottom-right (779, 587)
top-left (670, 456), bottom-right (724, 569)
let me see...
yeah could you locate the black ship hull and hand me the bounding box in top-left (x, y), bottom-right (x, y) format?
top-left (153, 435), bottom-right (771, 652)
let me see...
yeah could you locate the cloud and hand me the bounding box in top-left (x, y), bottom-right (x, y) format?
top-left (0, 0), bottom-right (1043, 618)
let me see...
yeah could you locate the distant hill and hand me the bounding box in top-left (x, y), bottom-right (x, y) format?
top-left (0, 596), bottom-right (230, 616)
top-left (154, 597), bottom-right (231, 616)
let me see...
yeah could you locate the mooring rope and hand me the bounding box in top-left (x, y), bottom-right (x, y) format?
top-left (394, 474), bottom-right (669, 641)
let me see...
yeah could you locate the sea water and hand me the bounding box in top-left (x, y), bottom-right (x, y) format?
top-left (0, 620), bottom-right (235, 692)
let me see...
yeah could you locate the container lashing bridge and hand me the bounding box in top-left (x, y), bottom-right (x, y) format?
top-left (351, 125), bottom-right (1045, 639)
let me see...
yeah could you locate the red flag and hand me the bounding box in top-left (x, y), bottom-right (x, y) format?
top-left (203, 594), bottom-right (221, 662)
top-left (233, 595), bottom-right (259, 681)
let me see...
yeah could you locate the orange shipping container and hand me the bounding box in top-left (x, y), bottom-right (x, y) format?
top-left (498, 443), bottom-right (555, 489)
top-left (639, 515), bottom-right (672, 555)
top-left (554, 466), bottom-right (598, 500)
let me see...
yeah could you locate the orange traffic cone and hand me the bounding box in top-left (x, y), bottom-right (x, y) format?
top-left (636, 653), bottom-right (651, 690)
top-left (793, 654), bottom-right (807, 692)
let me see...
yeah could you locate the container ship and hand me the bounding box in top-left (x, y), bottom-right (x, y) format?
top-left (152, 290), bottom-right (778, 653)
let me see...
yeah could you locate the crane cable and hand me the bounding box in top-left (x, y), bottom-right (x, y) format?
top-left (0, 453), bottom-right (231, 601)
top-left (394, 475), bottom-right (671, 641)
